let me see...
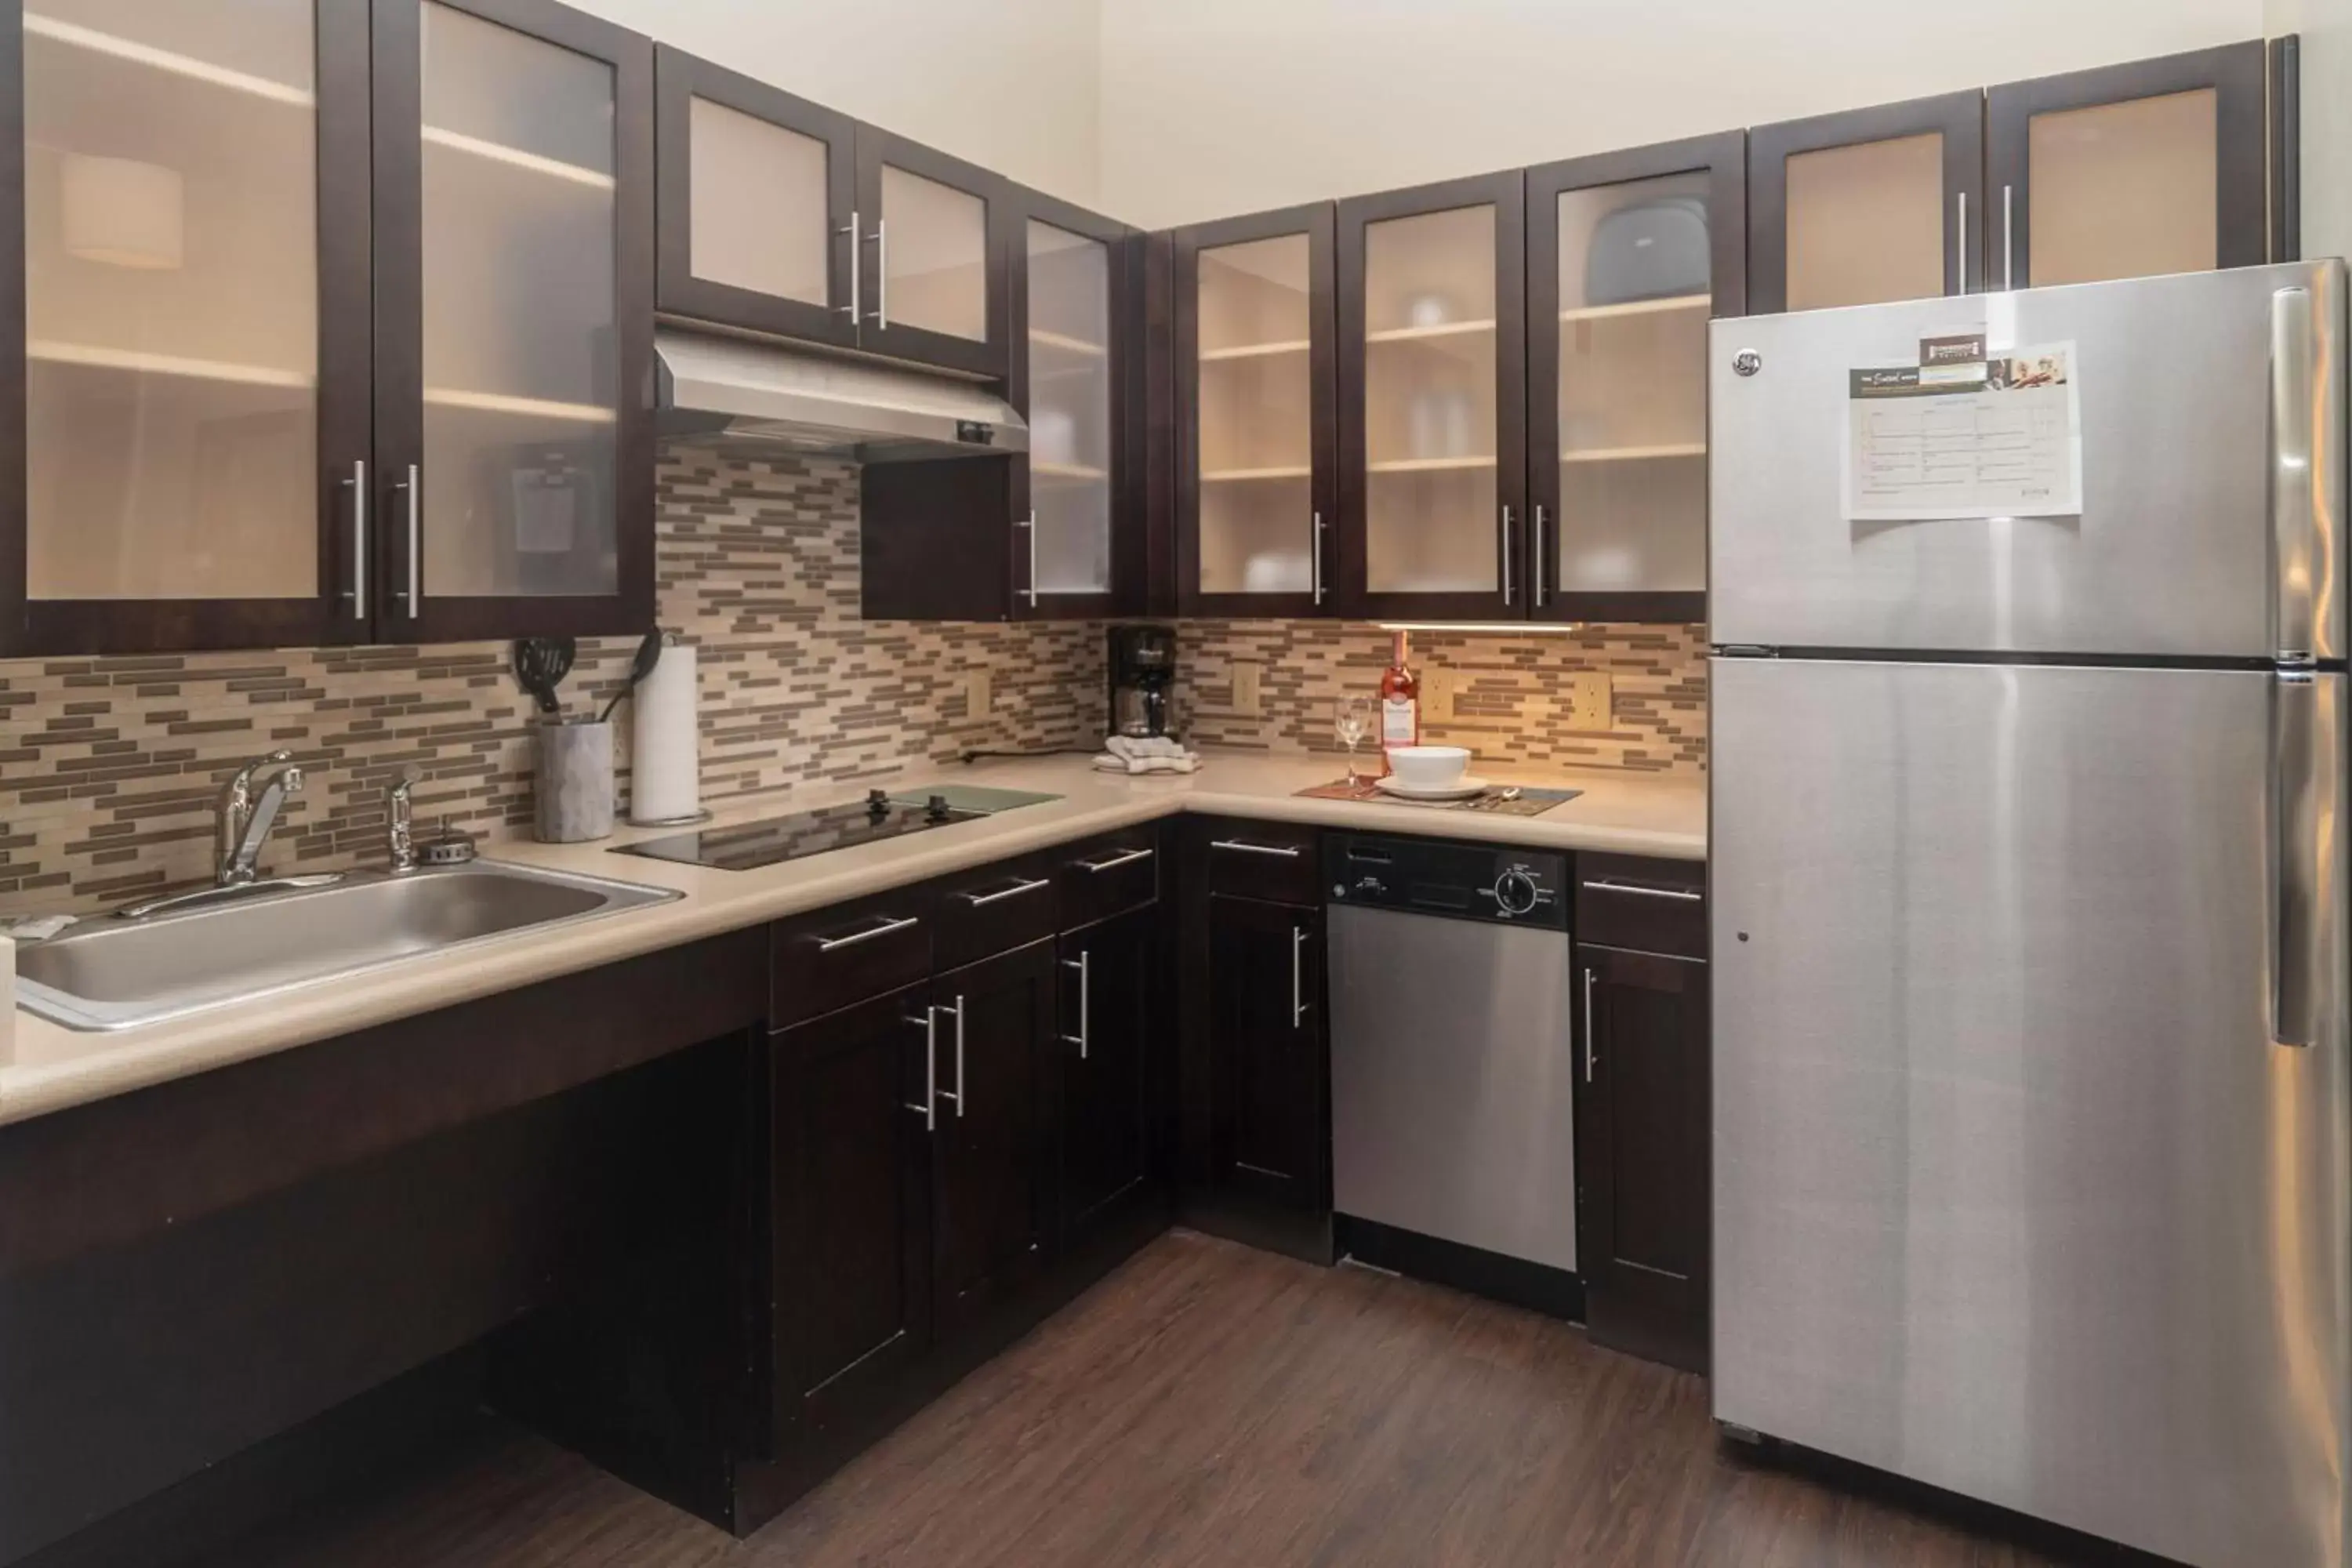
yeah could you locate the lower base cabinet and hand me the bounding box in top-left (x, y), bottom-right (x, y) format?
top-left (1207, 895), bottom-right (1325, 1210)
top-left (1058, 903), bottom-right (1160, 1247)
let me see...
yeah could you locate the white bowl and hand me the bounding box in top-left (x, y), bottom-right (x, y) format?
top-left (1387, 745), bottom-right (1471, 789)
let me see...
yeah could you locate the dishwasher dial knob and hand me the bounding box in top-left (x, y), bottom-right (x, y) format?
top-left (1492, 867), bottom-right (1541, 916)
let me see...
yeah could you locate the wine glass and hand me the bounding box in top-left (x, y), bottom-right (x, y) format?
top-left (1333, 695), bottom-right (1374, 786)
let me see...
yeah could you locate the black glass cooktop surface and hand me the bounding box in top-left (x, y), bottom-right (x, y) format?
top-left (612, 786), bottom-right (1057, 872)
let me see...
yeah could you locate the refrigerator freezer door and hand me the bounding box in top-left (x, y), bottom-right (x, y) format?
top-left (1709, 260), bottom-right (2345, 659)
top-left (1711, 656), bottom-right (2350, 1568)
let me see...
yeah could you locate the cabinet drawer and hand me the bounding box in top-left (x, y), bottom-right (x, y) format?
top-left (931, 851), bottom-right (1062, 970)
top-left (1196, 818), bottom-right (1320, 905)
top-left (1055, 827), bottom-right (1163, 930)
top-left (1576, 853), bottom-right (1706, 959)
top-left (771, 888), bottom-right (935, 1029)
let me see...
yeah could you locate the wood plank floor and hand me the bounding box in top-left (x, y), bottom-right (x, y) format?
top-left (210, 1230), bottom-right (2154, 1567)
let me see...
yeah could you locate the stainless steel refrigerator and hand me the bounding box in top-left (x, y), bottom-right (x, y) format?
top-left (1708, 260), bottom-right (2350, 1568)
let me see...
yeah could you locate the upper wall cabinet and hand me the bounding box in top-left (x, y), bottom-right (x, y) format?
top-left (1984, 42), bottom-right (2267, 291)
top-left (1526, 132), bottom-right (1743, 624)
top-left (1335, 171), bottom-right (1527, 622)
top-left (0, 0), bottom-right (655, 655)
top-left (654, 49), bottom-right (1009, 380)
top-left (1748, 90), bottom-right (1984, 315)
top-left (1172, 203), bottom-right (1337, 618)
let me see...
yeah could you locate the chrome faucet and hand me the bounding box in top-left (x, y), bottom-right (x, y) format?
top-left (387, 774), bottom-right (417, 873)
top-left (216, 750), bottom-right (304, 887)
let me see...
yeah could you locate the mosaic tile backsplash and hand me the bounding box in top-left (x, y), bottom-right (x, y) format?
top-left (0, 454), bottom-right (1100, 914)
top-left (1174, 622), bottom-right (1707, 775)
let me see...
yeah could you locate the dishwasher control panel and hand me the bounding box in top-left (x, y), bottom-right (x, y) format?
top-left (1324, 832), bottom-right (1569, 931)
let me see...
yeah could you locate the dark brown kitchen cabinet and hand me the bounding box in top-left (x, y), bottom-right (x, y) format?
top-left (1985, 42), bottom-right (2269, 291)
top-left (1058, 902), bottom-right (1160, 1247)
top-left (1206, 894), bottom-right (1326, 1213)
top-left (854, 126), bottom-right (1010, 380)
top-left (1336, 170), bottom-right (1527, 622)
top-left (1527, 131), bottom-right (1742, 625)
top-left (1173, 202), bottom-right (1338, 618)
top-left (768, 982), bottom-right (932, 1451)
top-left (1748, 89), bottom-right (1986, 314)
top-left (924, 938), bottom-right (1055, 1341)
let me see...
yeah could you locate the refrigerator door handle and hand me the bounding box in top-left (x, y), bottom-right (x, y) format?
top-left (2271, 667), bottom-right (2324, 1047)
top-left (2270, 284), bottom-right (2322, 659)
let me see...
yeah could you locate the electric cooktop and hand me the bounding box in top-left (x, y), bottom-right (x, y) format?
top-left (612, 786), bottom-right (1059, 872)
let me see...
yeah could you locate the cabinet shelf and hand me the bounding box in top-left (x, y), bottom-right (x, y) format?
top-left (1559, 292), bottom-right (1711, 323)
top-left (1029, 328), bottom-right (1105, 358)
top-left (1367, 455), bottom-right (1495, 474)
top-left (1031, 459), bottom-right (1108, 482)
top-left (1200, 464), bottom-right (1313, 482)
top-left (1200, 339), bottom-right (1312, 363)
top-left (27, 339), bottom-right (314, 389)
top-left (1365, 319), bottom-right (1497, 344)
top-left (422, 125), bottom-right (615, 191)
top-left (423, 387), bottom-right (615, 423)
top-left (24, 12), bottom-right (314, 107)
top-left (1561, 443), bottom-right (1706, 463)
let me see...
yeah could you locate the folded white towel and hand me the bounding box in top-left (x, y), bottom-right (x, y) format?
top-left (1095, 735), bottom-right (1200, 775)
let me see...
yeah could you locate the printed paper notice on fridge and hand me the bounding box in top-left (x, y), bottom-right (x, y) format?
top-left (1842, 339), bottom-right (2082, 521)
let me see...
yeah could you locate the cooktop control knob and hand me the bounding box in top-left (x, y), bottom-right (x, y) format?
top-left (866, 788), bottom-right (891, 818)
top-left (1492, 866), bottom-right (1541, 917)
top-left (924, 793), bottom-right (953, 823)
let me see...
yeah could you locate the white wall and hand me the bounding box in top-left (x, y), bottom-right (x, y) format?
top-left (562, 0), bottom-right (1104, 209)
top-left (2270, 0), bottom-right (2352, 258)
top-left (1098, 0), bottom-right (2269, 229)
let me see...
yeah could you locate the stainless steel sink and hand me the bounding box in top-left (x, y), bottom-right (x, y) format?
top-left (16, 860), bottom-right (681, 1032)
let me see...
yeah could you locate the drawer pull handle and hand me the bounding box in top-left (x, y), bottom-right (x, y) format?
top-left (1581, 880), bottom-right (1701, 903)
top-left (1211, 840), bottom-right (1301, 859)
top-left (815, 913), bottom-right (920, 952)
top-left (1080, 846), bottom-right (1155, 873)
top-left (962, 876), bottom-right (1050, 908)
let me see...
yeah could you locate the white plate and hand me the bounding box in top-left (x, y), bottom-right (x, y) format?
top-left (1372, 774), bottom-right (1490, 801)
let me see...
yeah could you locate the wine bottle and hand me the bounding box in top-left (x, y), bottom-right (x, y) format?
top-left (1378, 630), bottom-right (1419, 775)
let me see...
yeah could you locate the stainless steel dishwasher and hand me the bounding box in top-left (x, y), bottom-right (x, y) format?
top-left (1326, 831), bottom-right (1577, 1277)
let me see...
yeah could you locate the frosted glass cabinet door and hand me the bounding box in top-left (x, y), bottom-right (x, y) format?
top-left (1986, 43), bottom-right (2267, 290)
top-left (9, 0), bottom-right (373, 652)
top-left (654, 47), bottom-right (857, 349)
top-left (1528, 132), bottom-right (1741, 622)
top-left (855, 126), bottom-right (1007, 379)
top-left (1748, 91), bottom-right (1984, 314)
top-left (372, 0), bottom-right (654, 641)
top-left (1175, 202), bottom-right (1337, 615)
top-left (1019, 217), bottom-right (1115, 608)
top-left (1338, 172), bottom-right (1526, 620)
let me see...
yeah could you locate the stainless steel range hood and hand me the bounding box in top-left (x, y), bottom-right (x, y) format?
top-left (655, 328), bottom-right (1025, 463)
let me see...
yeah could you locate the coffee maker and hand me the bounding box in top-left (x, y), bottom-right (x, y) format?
top-left (1107, 625), bottom-right (1177, 739)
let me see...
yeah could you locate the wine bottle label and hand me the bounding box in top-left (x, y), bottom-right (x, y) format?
top-left (1381, 696), bottom-right (1417, 746)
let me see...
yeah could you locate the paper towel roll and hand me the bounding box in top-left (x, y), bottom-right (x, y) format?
top-left (0, 934), bottom-right (13, 1069)
top-left (630, 640), bottom-right (700, 824)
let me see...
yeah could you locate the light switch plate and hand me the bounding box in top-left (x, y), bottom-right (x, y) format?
top-left (965, 669), bottom-right (992, 719)
top-left (1565, 671), bottom-right (1613, 732)
top-left (1232, 661), bottom-right (1263, 717)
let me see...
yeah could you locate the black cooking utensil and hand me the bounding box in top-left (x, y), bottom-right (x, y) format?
top-left (512, 636), bottom-right (577, 718)
top-left (598, 628), bottom-right (665, 724)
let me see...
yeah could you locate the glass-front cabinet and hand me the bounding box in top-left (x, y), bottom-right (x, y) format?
top-left (1337, 173), bottom-right (1526, 620)
top-left (1528, 133), bottom-right (1743, 622)
top-left (1011, 195), bottom-right (1129, 616)
top-left (2, 0), bottom-right (655, 655)
top-left (1175, 204), bottom-right (1335, 617)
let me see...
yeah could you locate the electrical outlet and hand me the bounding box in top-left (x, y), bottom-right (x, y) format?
top-left (1424, 666), bottom-right (1457, 723)
top-left (964, 669), bottom-right (992, 719)
top-left (1566, 671), bottom-right (1613, 732)
top-left (1232, 661), bottom-right (1263, 717)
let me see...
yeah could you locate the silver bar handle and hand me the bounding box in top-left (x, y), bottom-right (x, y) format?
top-left (906, 1006), bottom-right (937, 1130)
top-left (2272, 669), bottom-right (2323, 1047)
top-left (1955, 191), bottom-right (1969, 293)
top-left (1291, 926), bottom-right (1308, 1028)
top-left (1311, 512), bottom-right (1325, 606)
top-left (815, 913), bottom-right (920, 952)
top-left (1533, 503), bottom-right (1548, 608)
top-left (866, 217), bottom-right (887, 328)
top-left (2002, 183), bottom-right (2014, 290)
top-left (2270, 285), bottom-right (2321, 659)
top-left (838, 208), bottom-right (860, 321)
top-left (1080, 845), bottom-right (1154, 873)
top-left (343, 459), bottom-right (367, 618)
top-left (390, 463), bottom-right (421, 612)
top-left (1581, 967), bottom-right (1597, 1083)
top-left (939, 993), bottom-right (966, 1115)
top-left (964, 875), bottom-right (1049, 908)
top-left (1062, 952), bottom-right (1090, 1059)
top-left (1500, 504), bottom-right (1513, 606)
top-left (1581, 878), bottom-right (1702, 902)
top-left (1210, 839), bottom-right (1299, 859)
top-left (1014, 513), bottom-right (1037, 607)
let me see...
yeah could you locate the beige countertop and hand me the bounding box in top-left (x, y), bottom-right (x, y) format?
top-left (0, 751), bottom-right (1704, 1127)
